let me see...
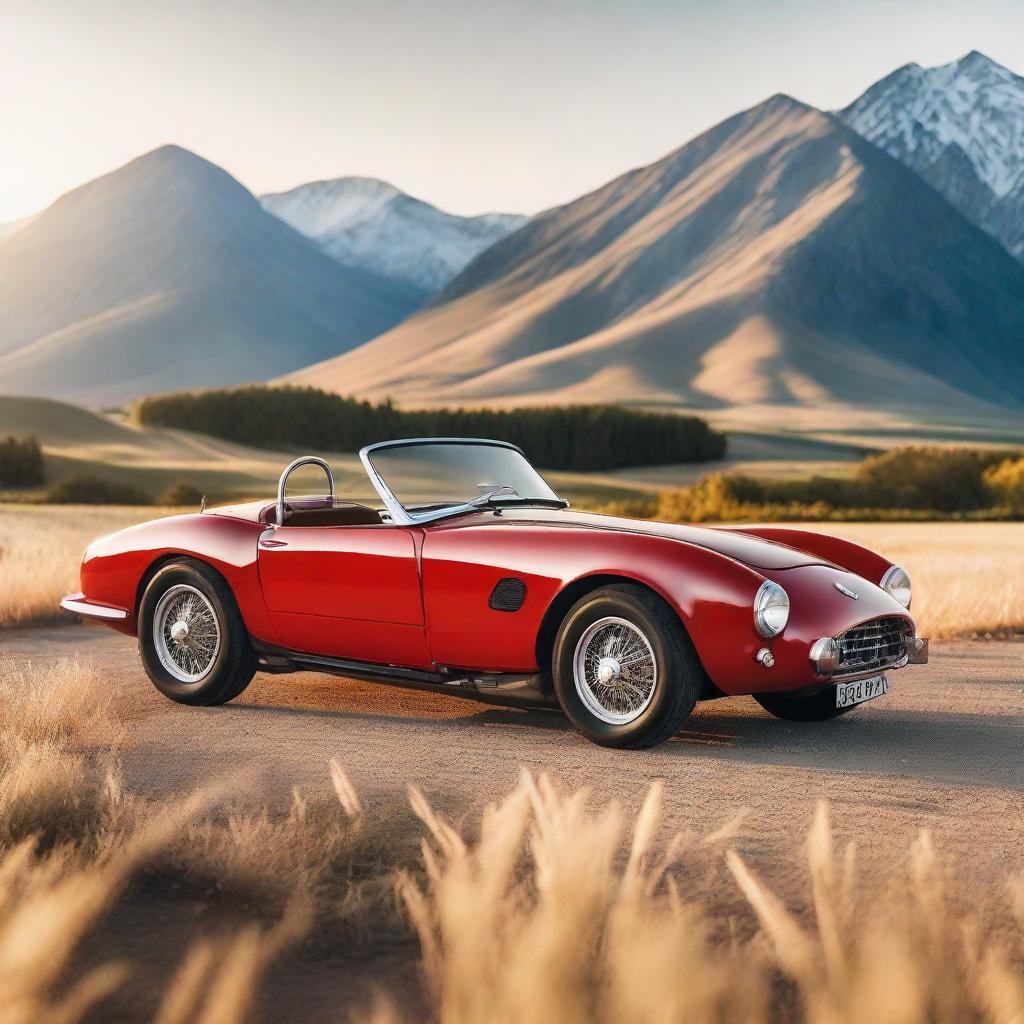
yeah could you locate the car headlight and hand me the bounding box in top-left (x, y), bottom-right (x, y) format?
top-left (754, 581), bottom-right (790, 638)
top-left (880, 564), bottom-right (912, 608)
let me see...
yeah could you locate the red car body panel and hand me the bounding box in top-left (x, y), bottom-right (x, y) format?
top-left (70, 500), bottom-right (916, 699)
top-left (257, 524), bottom-right (432, 665)
top-left (79, 513), bottom-right (276, 642)
top-left (723, 526), bottom-right (893, 584)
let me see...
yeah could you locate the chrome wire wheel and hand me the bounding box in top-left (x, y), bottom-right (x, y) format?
top-left (572, 615), bottom-right (658, 725)
top-left (153, 584), bottom-right (221, 683)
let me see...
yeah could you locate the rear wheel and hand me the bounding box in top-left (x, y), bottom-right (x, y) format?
top-left (754, 688), bottom-right (856, 722)
top-left (138, 559), bottom-right (257, 705)
top-left (552, 585), bottom-right (701, 749)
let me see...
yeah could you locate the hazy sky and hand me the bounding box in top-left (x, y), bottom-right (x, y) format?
top-left (3, 0), bottom-right (1023, 221)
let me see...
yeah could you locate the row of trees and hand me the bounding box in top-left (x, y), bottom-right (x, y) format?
top-left (0, 435), bottom-right (44, 487)
top-left (134, 387), bottom-right (727, 470)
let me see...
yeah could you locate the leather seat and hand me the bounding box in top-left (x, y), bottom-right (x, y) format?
top-left (261, 502), bottom-right (384, 527)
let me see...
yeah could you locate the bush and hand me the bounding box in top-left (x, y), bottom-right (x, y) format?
top-left (984, 456), bottom-right (1024, 514)
top-left (133, 386), bottom-right (727, 471)
top-left (0, 434), bottom-right (44, 487)
top-left (46, 474), bottom-right (151, 505)
top-left (653, 447), bottom-right (1024, 524)
top-left (656, 474), bottom-right (836, 523)
top-left (851, 447), bottom-right (1009, 511)
top-left (156, 481), bottom-right (205, 506)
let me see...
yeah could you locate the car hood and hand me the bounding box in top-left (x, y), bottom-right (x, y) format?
top-left (501, 508), bottom-right (830, 571)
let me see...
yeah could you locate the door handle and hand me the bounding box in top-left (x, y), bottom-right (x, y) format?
top-left (260, 538), bottom-right (288, 548)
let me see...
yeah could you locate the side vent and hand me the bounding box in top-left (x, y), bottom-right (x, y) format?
top-left (489, 577), bottom-right (527, 612)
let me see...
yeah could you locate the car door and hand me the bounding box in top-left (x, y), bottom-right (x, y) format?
top-left (257, 523), bottom-right (432, 668)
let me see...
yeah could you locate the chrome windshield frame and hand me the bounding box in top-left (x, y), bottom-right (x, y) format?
top-left (359, 437), bottom-right (566, 526)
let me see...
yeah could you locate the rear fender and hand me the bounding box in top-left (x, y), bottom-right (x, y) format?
top-left (80, 514), bottom-right (277, 642)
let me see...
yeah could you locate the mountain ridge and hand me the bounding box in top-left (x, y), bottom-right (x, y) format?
top-left (284, 93), bottom-right (1024, 430)
top-left (0, 145), bottom-right (423, 406)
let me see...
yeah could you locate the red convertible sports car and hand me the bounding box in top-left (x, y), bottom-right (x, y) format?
top-left (62, 438), bottom-right (928, 749)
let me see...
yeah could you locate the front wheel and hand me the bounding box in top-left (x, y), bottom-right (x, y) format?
top-left (552, 585), bottom-right (702, 749)
top-left (138, 559), bottom-right (257, 706)
top-left (754, 688), bottom-right (856, 722)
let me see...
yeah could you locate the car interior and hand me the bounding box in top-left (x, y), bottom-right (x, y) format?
top-left (259, 496), bottom-right (386, 528)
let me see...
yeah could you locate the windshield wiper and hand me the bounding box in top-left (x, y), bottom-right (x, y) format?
top-left (470, 484), bottom-right (522, 507)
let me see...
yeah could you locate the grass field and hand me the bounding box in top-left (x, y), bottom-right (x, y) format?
top-left (2, 504), bottom-right (1021, 638)
top-left (0, 655), bottom-right (1021, 1023)
top-left (0, 505), bottom-right (171, 629)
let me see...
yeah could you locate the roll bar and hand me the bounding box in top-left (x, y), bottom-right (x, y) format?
top-left (276, 456), bottom-right (335, 526)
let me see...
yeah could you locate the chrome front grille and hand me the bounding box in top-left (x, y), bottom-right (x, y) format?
top-left (835, 616), bottom-right (913, 675)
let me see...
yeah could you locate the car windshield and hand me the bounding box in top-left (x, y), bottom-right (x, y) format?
top-left (365, 440), bottom-right (564, 522)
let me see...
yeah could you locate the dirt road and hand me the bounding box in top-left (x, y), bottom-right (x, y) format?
top-left (7, 626), bottom-right (1023, 889)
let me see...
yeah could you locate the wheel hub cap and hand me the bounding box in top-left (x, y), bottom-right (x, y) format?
top-left (152, 584), bottom-right (221, 684)
top-left (572, 616), bottom-right (658, 725)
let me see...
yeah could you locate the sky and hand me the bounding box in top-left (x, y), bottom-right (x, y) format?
top-left (2, 0), bottom-right (1023, 222)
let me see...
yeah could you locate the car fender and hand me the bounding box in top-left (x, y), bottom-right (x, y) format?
top-left (721, 526), bottom-right (894, 583)
top-left (78, 513), bottom-right (278, 642)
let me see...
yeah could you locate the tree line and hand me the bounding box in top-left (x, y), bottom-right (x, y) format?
top-left (657, 447), bottom-right (1024, 522)
top-left (0, 435), bottom-right (44, 487)
top-left (133, 387), bottom-right (727, 471)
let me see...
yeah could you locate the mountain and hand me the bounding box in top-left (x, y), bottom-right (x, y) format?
top-left (840, 51), bottom-right (1024, 260)
top-left (283, 95), bottom-right (1024, 429)
top-left (261, 177), bottom-right (527, 293)
top-left (0, 214), bottom-right (34, 242)
top-left (0, 147), bottom-right (423, 407)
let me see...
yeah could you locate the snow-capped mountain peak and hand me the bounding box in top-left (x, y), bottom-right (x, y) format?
top-left (261, 177), bottom-right (402, 238)
top-left (841, 50), bottom-right (1024, 197)
top-left (839, 51), bottom-right (1024, 259)
top-left (261, 177), bottom-right (527, 294)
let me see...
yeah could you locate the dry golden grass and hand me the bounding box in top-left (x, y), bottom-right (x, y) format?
top-left (0, 505), bottom-right (164, 629)
top-left (0, 654), bottom-right (420, 1022)
top-left (0, 655), bottom-right (1022, 1023)
top-left (0, 655), bottom-right (303, 1024)
top-left (383, 774), bottom-right (1024, 1024)
top-left (792, 522), bottom-right (1024, 639)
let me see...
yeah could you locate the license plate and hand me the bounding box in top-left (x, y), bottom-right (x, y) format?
top-left (836, 674), bottom-right (888, 709)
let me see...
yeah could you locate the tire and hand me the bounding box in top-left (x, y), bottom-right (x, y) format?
top-left (754, 688), bottom-right (856, 723)
top-left (551, 584), bottom-right (701, 749)
top-left (138, 558), bottom-right (257, 706)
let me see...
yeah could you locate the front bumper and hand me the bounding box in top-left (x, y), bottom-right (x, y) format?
top-left (806, 631), bottom-right (928, 683)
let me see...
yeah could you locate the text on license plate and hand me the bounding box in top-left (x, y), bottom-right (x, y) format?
top-left (836, 675), bottom-right (889, 709)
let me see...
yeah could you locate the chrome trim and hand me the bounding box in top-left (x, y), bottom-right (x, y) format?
top-left (809, 636), bottom-right (840, 675)
top-left (753, 580), bottom-right (789, 639)
top-left (276, 456), bottom-right (335, 527)
top-left (831, 654), bottom-right (908, 684)
top-left (833, 615), bottom-right (913, 676)
top-left (60, 596), bottom-right (128, 621)
top-left (909, 637), bottom-right (929, 664)
top-left (358, 437), bottom-right (567, 527)
top-left (153, 583), bottom-right (221, 683)
top-left (572, 615), bottom-right (658, 725)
